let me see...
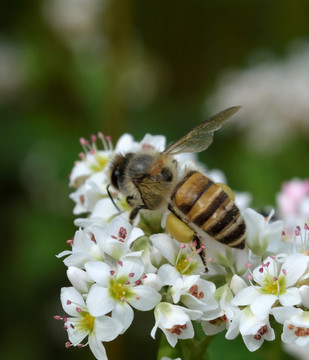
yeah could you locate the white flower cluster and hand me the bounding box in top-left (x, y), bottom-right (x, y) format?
top-left (55, 132), bottom-right (309, 359)
top-left (206, 41), bottom-right (309, 152)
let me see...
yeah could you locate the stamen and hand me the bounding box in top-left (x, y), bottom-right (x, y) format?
top-left (118, 227), bottom-right (127, 240)
top-left (99, 133), bottom-right (108, 150)
top-left (106, 136), bottom-right (113, 150)
top-left (66, 238), bottom-right (74, 246)
top-left (90, 233), bottom-right (96, 243)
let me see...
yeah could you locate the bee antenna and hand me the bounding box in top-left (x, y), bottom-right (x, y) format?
top-left (106, 184), bottom-right (121, 212)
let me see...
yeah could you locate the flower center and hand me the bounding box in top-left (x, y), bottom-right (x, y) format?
top-left (77, 313), bottom-right (95, 333)
top-left (90, 154), bottom-right (110, 172)
top-left (176, 256), bottom-right (191, 274)
top-left (189, 284), bottom-right (204, 299)
top-left (109, 277), bottom-right (134, 302)
top-left (261, 274), bottom-right (286, 295)
top-left (166, 324), bottom-right (187, 335)
top-left (288, 324), bottom-right (309, 337)
top-left (209, 315), bottom-right (227, 326)
top-left (254, 325), bottom-right (269, 340)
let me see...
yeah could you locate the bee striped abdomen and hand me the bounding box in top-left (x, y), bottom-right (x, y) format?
top-left (171, 171), bottom-right (246, 249)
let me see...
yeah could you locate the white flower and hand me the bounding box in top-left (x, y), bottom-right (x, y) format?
top-left (203, 236), bottom-right (249, 276)
top-left (69, 172), bottom-right (109, 215)
top-left (59, 287), bottom-right (122, 360)
top-left (206, 42), bottom-right (309, 152)
top-left (272, 306), bottom-right (309, 347)
top-left (170, 275), bottom-right (217, 312)
top-left (150, 233), bottom-right (205, 285)
top-left (226, 307), bottom-right (275, 351)
top-left (69, 134), bottom-right (113, 188)
top-left (85, 253), bottom-right (161, 333)
top-left (67, 266), bottom-right (93, 294)
top-left (233, 254), bottom-right (308, 319)
top-left (151, 302), bottom-right (202, 347)
top-left (74, 197), bottom-right (128, 231)
top-left (92, 215), bottom-right (144, 260)
top-left (230, 274), bottom-right (248, 295)
top-left (57, 228), bottom-right (103, 268)
top-left (277, 179), bottom-right (309, 235)
top-left (201, 285), bottom-right (238, 336)
top-left (300, 285), bottom-right (309, 308)
top-left (242, 208), bottom-right (284, 256)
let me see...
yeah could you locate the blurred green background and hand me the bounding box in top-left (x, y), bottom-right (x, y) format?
top-left (1, 0), bottom-right (309, 359)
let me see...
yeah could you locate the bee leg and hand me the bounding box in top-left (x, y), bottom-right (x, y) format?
top-left (129, 204), bottom-right (146, 224)
top-left (193, 235), bottom-right (208, 273)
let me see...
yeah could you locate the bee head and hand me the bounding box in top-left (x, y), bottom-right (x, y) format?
top-left (109, 153), bottom-right (133, 191)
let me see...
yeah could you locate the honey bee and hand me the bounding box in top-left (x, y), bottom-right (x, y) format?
top-left (109, 106), bottom-right (246, 269)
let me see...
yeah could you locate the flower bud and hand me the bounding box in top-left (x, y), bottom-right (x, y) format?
top-left (67, 266), bottom-right (93, 294)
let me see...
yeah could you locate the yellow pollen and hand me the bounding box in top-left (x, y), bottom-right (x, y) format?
top-left (90, 155), bottom-right (109, 172)
top-left (177, 257), bottom-right (190, 273)
top-left (78, 313), bottom-right (95, 332)
top-left (109, 277), bottom-right (133, 302)
top-left (265, 280), bottom-right (278, 294)
top-left (261, 274), bottom-right (286, 295)
top-left (112, 283), bottom-right (127, 299)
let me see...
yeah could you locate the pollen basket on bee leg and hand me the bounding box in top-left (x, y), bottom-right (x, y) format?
top-left (165, 213), bottom-right (195, 243)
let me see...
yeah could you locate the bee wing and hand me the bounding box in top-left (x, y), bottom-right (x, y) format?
top-left (163, 106), bottom-right (241, 155)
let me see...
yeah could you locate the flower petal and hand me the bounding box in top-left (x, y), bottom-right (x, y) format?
top-left (150, 233), bottom-right (179, 264)
top-left (282, 253), bottom-right (308, 287)
top-left (94, 316), bottom-right (123, 342)
top-left (85, 261), bottom-right (111, 286)
top-left (88, 333), bottom-right (108, 360)
top-left (66, 318), bottom-right (88, 345)
top-left (157, 264), bottom-right (180, 286)
top-left (232, 286), bottom-right (259, 306)
top-left (87, 284), bottom-right (113, 317)
top-left (112, 302), bottom-right (134, 334)
top-left (250, 294), bottom-right (277, 319)
top-left (61, 287), bottom-right (86, 317)
top-left (129, 285), bottom-right (161, 311)
top-left (279, 287), bottom-right (301, 306)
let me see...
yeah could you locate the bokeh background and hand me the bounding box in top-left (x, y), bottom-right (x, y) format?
top-left (1, 1), bottom-right (309, 359)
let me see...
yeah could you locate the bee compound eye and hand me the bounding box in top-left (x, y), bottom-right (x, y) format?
top-left (111, 166), bottom-right (120, 190)
top-left (161, 167), bottom-right (173, 182)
